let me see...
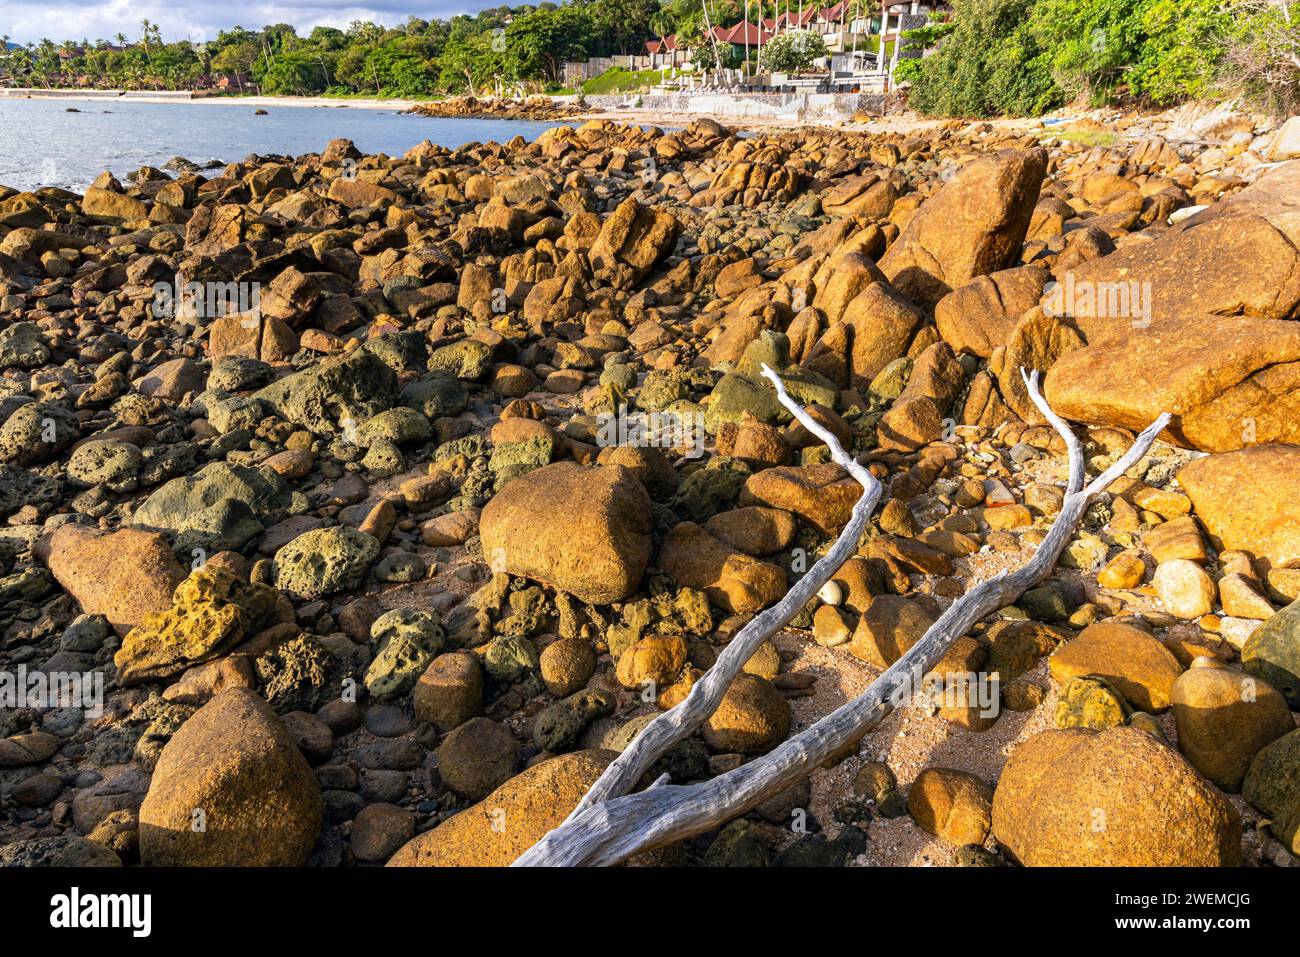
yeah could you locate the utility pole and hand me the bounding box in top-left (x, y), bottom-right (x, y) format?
top-left (700, 0), bottom-right (721, 78)
top-left (878, 1), bottom-right (889, 76)
top-left (744, 0), bottom-right (750, 78)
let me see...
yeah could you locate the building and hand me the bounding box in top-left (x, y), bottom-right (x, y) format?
top-left (644, 35), bottom-right (689, 69)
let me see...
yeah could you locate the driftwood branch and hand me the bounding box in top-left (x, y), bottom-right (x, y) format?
top-left (542, 364), bottom-right (883, 822)
top-left (513, 369), bottom-right (1170, 867)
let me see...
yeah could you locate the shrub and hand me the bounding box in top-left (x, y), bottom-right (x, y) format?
top-left (906, 0), bottom-right (1059, 116)
top-left (758, 30), bottom-right (829, 73)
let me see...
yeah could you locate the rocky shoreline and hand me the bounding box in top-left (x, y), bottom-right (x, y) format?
top-left (0, 106), bottom-right (1299, 868)
top-left (408, 95), bottom-right (586, 122)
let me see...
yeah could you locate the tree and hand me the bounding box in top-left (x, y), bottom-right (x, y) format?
top-left (504, 5), bottom-right (596, 83)
top-left (758, 29), bottom-right (828, 73)
top-left (1222, 0), bottom-right (1300, 115)
top-left (905, 0), bottom-right (1058, 116)
top-left (439, 31), bottom-right (505, 94)
top-left (591, 0), bottom-right (661, 54)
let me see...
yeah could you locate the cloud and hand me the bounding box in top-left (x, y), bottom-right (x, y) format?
top-left (1, 0), bottom-right (479, 44)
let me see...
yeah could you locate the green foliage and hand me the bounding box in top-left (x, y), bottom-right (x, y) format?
top-left (906, 0), bottom-right (1058, 116)
top-left (758, 29), bottom-right (828, 74)
top-left (6, 0), bottom-right (1283, 115)
top-left (1219, 1), bottom-right (1300, 116)
top-left (690, 41), bottom-right (744, 71)
top-left (905, 0), bottom-right (1244, 116)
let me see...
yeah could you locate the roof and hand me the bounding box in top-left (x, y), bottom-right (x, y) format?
top-left (645, 34), bottom-right (680, 54)
top-left (719, 21), bottom-right (773, 45)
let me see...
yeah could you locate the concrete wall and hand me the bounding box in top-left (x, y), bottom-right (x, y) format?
top-left (580, 91), bottom-right (883, 120)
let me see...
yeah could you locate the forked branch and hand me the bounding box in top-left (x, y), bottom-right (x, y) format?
top-left (541, 364), bottom-right (884, 822)
top-left (513, 369), bottom-right (1170, 867)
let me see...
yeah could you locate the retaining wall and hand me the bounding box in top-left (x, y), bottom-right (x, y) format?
top-left (580, 92), bottom-right (884, 120)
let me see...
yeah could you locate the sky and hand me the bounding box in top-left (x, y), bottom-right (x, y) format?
top-left (2, 0), bottom-right (480, 45)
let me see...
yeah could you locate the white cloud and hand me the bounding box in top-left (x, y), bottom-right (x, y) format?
top-left (2, 0), bottom-right (478, 45)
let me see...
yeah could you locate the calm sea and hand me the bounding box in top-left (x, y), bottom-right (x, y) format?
top-left (0, 96), bottom-right (563, 192)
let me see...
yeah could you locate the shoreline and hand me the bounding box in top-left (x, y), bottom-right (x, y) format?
top-left (0, 87), bottom-right (1241, 152)
top-left (0, 90), bottom-right (425, 111)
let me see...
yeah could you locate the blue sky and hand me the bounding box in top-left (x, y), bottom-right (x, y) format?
top-left (3, 1), bottom-right (480, 45)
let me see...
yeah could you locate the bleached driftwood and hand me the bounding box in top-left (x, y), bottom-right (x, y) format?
top-left (514, 369), bottom-right (1170, 867)
top-left (547, 364), bottom-right (884, 821)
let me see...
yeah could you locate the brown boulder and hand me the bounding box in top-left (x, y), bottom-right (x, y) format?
top-left (386, 750), bottom-right (615, 866)
top-left (436, 717), bottom-right (520, 801)
top-left (739, 462), bottom-right (862, 536)
top-left (1178, 445), bottom-right (1300, 568)
top-left (702, 674), bottom-right (791, 755)
top-left (1044, 314), bottom-right (1300, 452)
top-left (479, 462), bottom-right (653, 605)
top-left (849, 595), bottom-right (942, 668)
top-left (658, 522), bottom-right (786, 616)
top-left (43, 525), bottom-right (185, 637)
top-left (588, 196), bottom-right (680, 289)
top-left (413, 653), bottom-right (483, 732)
top-left (1171, 661), bottom-right (1294, 792)
top-left (991, 726), bottom-right (1241, 866)
top-left (935, 264), bottom-right (1050, 359)
top-left (138, 689), bottom-right (322, 866)
top-left (907, 768), bottom-right (994, 846)
top-left (1048, 620), bottom-right (1184, 713)
top-left (878, 149), bottom-right (1048, 308)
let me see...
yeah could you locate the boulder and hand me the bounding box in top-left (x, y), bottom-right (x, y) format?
top-left (849, 595), bottom-right (941, 668)
top-left (992, 726), bottom-right (1241, 866)
top-left (435, 717), bottom-right (520, 800)
top-left (739, 462), bottom-right (862, 536)
top-left (1043, 166), bottom-right (1300, 452)
top-left (386, 750), bottom-right (615, 866)
top-left (1243, 728), bottom-right (1300, 854)
top-left (1045, 314), bottom-right (1300, 452)
top-left (133, 461), bottom-right (292, 534)
top-left (1242, 597), bottom-right (1300, 708)
top-left (413, 652), bottom-right (483, 731)
top-left (43, 525), bottom-right (185, 637)
top-left (1048, 620), bottom-right (1183, 712)
top-left (907, 768), bottom-right (994, 846)
top-left (702, 674), bottom-right (791, 755)
top-left (934, 264), bottom-right (1050, 359)
top-left (657, 522), bottom-right (786, 615)
top-left (1171, 661), bottom-right (1294, 792)
top-left (273, 526), bottom-right (380, 600)
top-left (139, 689), bottom-right (322, 865)
top-left (1178, 445), bottom-right (1300, 568)
top-left (479, 462), bottom-right (653, 605)
top-left (878, 148), bottom-right (1048, 308)
top-left (588, 196), bottom-right (680, 289)
top-left (253, 348), bottom-right (399, 436)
